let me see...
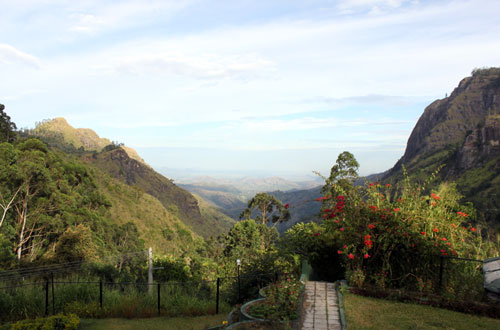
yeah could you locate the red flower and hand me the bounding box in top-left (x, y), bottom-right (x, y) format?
top-left (421, 232), bottom-right (426, 236)
top-left (364, 234), bottom-right (373, 247)
top-left (441, 237), bottom-right (447, 241)
top-left (386, 184), bottom-right (391, 188)
top-left (369, 205), bottom-right (378, 211)
top-left (343, 245), bottom-right (347, 249)
top-left (451, 224), bottom-right (457, 228)
top-left (457, 211), bottom-right (468, 217)
top-left (393, 208), bottom-right (400, 212)
top-left (431, 193), bottom-right (440, 201)
top-left (411, 243), bottom-right (415, 248)
top-left (337, 250), bottom-right (342, 254)
top-left (336, 195), bottom-right (345, 201)
top-left (340, 227), bottom-right (344, 232)
top-left (284, 203), bottom-right (290, 209)
top-left (432, 228), bottom-right (439, 233)
top-left (313, 233), bottom-right (320, 237)
top-left (470, 227), bottom-right (476, 232)
top-left (348, 253), bottom-right (354, 259)
top-left (364, 253), bottom-right (370, 259)
top-left (396, 198), bottom-right (403, 202)
top-left (368, 224), bottom-right (375, 229)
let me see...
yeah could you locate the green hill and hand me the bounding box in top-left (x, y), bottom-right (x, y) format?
top-left (28, 118), bottom-right (234, 239)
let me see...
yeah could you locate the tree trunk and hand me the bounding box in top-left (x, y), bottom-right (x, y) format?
top-left (0, 186), bottom-right (20, 230)
top-left (17, 200), bottom-right (27, 261)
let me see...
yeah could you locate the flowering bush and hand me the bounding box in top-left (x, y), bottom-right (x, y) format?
top-left (284, 152), bottom-right (499, 299)
top-left (318, 164), bottom-right (486, 294)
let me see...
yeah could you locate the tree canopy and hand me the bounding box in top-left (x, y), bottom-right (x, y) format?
top-left (0, 104), bottom-right (17, 143)
top-left (239, 192), bottom-right (290, 226)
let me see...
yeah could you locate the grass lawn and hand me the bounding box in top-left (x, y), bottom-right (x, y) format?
top-left (343, 292), bottom-right (500, 330)
top-left (79, 314), bottom-right (227, 330)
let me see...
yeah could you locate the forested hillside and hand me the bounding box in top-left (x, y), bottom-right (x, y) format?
top-left (27, 118), bottom-right (235, 238)
top-left (0, 109), bottom-right (233, 269)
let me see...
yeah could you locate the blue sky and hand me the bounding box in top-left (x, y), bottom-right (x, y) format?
top-left (1, 0), bottom-right (500, 179)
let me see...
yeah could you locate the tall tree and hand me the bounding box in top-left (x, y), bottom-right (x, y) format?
top-left (239, 192), bottom-right (290, 226)
top-left (0, 104), bottom-right (17, 143)
top-left (321, 151), bottom-right (360, 196)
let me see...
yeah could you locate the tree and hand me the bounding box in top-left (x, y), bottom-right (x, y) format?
top-left (239, 193), bottom-right (290, 226)
top-left (0, 143), bottom-right (20, 231)
top-left (327, 151), bottom-right (359, 187)
top-left (54, 224), bottom-right (98, 263)
top-left (0, 104), bottom-right (17, 143)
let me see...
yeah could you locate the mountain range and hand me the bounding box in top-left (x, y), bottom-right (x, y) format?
top-left (20, 67), bottom-right (500, 250)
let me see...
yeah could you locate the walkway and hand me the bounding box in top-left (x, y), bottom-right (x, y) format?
top-left (300, 281), bottom-right (341, 330)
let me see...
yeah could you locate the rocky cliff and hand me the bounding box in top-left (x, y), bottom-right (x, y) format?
top-left (385, 68), bottom-right (500, 227)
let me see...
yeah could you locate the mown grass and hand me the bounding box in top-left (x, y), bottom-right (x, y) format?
top-left (343, 292), bottom-right (500, 330)
top-left (79, 314), bottom-right (227, 330)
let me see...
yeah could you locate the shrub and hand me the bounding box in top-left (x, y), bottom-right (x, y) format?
top-left (6, 313), bottom-right (79, 330)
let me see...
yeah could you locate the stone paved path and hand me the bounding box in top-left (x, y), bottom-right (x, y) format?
top-left (301, 281), bottom-right (341, 330)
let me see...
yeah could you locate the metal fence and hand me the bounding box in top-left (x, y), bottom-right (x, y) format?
top-left (0, 272), bottom-right (283, 322)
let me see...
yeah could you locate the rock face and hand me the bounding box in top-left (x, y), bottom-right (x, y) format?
top-left (396, 68), bottom-right (500, 169)
top-left (457, 116), bottom-right (500, 170)
top-left (385, 68), bottom-right (500, 226)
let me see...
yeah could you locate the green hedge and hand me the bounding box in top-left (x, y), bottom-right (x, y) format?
top-left (0, 314), bottom-right (79, 330)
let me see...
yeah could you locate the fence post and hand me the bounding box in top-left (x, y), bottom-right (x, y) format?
top-left (157, 283), bottom-right (161, 317)
top-left (51, 273), bottom-right (55, 315)
top-left (216, 277), bottom-right (220, 314)
top-left (45, 280), bottom-right (49, 316)
top-left (99, 280), bottom-right (103, 309)
top-left (438, 255), bottom-right (444, 293)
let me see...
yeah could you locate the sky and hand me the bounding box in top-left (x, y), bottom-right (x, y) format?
top-left (1, 0), bottom-right (500, 180)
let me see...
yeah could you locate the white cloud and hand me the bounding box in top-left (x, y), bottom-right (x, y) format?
top-left (65, 0), bottom-right (194, 35)
top-left (0, 44), bottom-right (41, 68)
top-left (95, 52), bottom-right (275, 79)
